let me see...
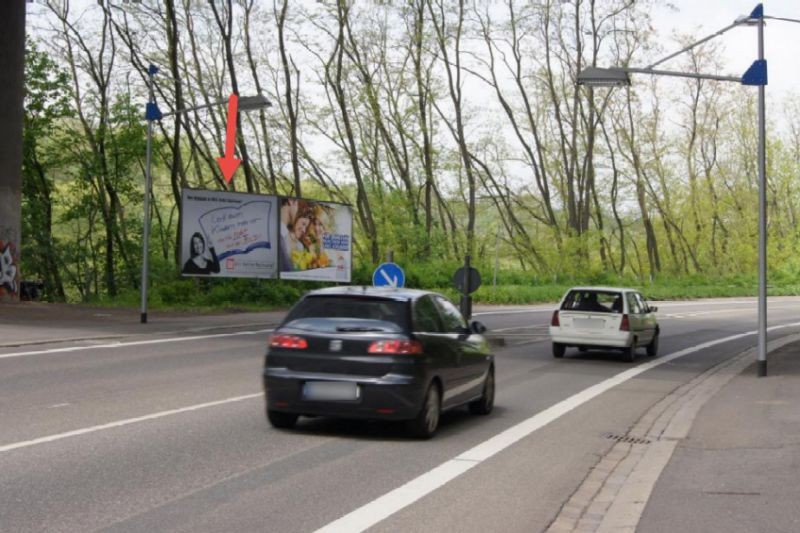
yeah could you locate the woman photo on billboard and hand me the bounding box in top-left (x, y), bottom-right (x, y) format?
top-left (182, 231), bottom-right (220, 275)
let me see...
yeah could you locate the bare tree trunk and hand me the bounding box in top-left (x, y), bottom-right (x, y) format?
top-left (428, 0), bottom-right (476, 257)
top-left (210, 0), bottom-right (257, 192)
top-left (325, 2), bottom-right (379, 263)
top-left (165, 0), bottom-right (187, 265)
top-left (341, 5), bottom-right (420, 229)
top-left (623, 89), bottom-right (661, 276)
top-left (275, 0), bottom-right (301, 196)
top-left (243, 0), bottom-right (278, 193)
top-left (51, 3), bottom-right (137, 295)
top-left (409, 0), bottom-right (436, 257)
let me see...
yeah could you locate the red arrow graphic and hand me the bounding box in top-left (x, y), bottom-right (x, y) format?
top-left (217, 93), bottom-right (241, 183)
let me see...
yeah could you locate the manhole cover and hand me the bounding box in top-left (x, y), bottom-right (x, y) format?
top-left (603, 432), bottom-right (651, 445)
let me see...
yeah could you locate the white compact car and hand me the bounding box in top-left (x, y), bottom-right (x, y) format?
top-left (549, 287), bottom-right (659, 362)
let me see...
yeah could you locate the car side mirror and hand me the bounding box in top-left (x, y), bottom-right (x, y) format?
top-left (649, 306), bottom-right (658, 313)
top-left (470, 320), bottom-right (487, 334)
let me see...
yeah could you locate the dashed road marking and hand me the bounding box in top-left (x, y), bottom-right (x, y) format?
top-left (0, 394), bottom-right (262, 453)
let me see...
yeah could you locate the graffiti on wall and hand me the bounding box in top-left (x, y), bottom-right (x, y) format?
top-left (0, 241), bottom-right (19, 297)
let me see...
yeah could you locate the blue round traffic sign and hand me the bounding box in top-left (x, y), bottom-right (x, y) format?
top-left (372, 262), bottom-right (405, 288)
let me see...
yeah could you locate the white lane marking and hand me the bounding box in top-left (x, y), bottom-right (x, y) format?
top-left (47, 403), bottom-right (71, 409)
top-left (314, 321), bottom-right (800, 533)
top-left (475, 300), bottom-right (800, 316)
top-left (655, 300), bottom-right (800, 308)
top-left (660, 308), bottom-right (786, 319)
top-left (474, 308), bottom-right (551, 316)
top-left (0, 393), bottom-right (262, 453)
top-left (0, 329), bottom-right (274, 360)
top-left (488, 333), bottom-right (549, 338)
top-left (491, 324), bottom-right (547, 333)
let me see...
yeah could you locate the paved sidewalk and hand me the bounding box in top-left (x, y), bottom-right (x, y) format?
top-left (545, 335), bottom-right (800, 533)
top-left (0, 301), bottom-right (288, 347)
top-left (637, 339), bottom-right (800, 533)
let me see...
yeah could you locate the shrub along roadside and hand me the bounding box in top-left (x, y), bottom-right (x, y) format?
top-left (88, 262), bottom-right (800, 313)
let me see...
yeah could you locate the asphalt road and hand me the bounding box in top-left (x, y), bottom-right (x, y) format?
top-left (2, 297), bottom-right (799, 532)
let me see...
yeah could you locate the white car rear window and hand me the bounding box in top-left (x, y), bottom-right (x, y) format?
top-left (561, 290), bottom-right (623, 314)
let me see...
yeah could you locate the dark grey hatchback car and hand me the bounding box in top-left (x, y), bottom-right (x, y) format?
top-left (263, 286), bottom-right (495, 438)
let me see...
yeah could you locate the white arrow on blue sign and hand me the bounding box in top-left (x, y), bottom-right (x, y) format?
top-left (372, 262), bottom-right (405, 288)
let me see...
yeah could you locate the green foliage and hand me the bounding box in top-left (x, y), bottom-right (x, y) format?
top-left (21, 9), bottom-right (800, 310)
top-left (88, 258), bottom-right (800, 312)
top-left (20, 41), bottom-right (74, 301)
top-left (95, 275), bottom-right (333, 311)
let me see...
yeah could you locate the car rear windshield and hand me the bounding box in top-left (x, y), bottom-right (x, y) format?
top-left (285, 296), bottom-right (409, 330)
top-left (561, 290), bottom-right (623, 314)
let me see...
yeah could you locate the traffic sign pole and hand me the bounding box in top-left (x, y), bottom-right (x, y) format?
top-left (460, 255), bottom-right (472, 320)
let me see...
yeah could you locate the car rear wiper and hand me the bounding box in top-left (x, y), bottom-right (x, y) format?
top-left (335, 326), bottom-right (386, 332)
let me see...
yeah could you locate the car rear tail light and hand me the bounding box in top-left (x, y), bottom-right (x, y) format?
top-left (269, 334), bottom-right (308, 349)
top-left (367, 339), bottom-right (423, 355)
top-left (551, 310), bottom-right (560, 327)
top-left (620, 314), bottom-right (630, 332)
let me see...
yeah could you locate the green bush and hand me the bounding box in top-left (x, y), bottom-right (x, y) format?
top-left (91, 258), bottom-right (800, 311)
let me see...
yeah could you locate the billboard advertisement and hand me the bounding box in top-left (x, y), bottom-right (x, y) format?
top-left (278, 197), bottom-right (352, 282)
top-left (180, 188), bottom-right (278, 278)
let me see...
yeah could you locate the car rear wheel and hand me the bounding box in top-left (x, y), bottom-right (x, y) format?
top-left (469, 367), bottom-right (495, 415)
top-left (267, 409), bottom-right (298, 429)
top-left (623, 342), bottom-right (636, 363)
top-left (552, 343), bottom-right (566, 358)
top-left (409, 383), bottom-right (441, 439)
top-left (646, 330), bottom-right (659, 357)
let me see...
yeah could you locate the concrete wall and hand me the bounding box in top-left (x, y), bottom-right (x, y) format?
top-left (0, 1), bottom-right (26, 302)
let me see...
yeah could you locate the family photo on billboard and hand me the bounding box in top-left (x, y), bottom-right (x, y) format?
top-left (278, 197), bottom-right (352, 282)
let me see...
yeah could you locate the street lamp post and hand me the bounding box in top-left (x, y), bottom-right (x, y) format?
top-left (735, 6), bottom-right (769, 378)
top-left (577, 4), bottom-right (769, 375)
top-left (140, 65), bottom-right (270, 323)
top-left (755, 8), bottom-right (768, 377)
top-left (141, 65), bottom-right (159, 324)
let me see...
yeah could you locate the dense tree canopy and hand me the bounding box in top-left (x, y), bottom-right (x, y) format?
top-left (21, 0), bottom-right (800, 302)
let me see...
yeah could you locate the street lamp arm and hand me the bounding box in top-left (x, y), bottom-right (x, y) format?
top-left (158, 94), bottom-right (271, 120)
top-left (764, 15), bottom-right (800, 24)
top-left (160, 98), bottom-right (228, 119)
top-left (624, 66), bottom-right (742, 84)
top-left (577, 65), bottom-right (743, 87)
top-left (646, 21), bottom-right (740, 70)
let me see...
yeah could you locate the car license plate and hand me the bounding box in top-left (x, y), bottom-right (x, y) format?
top-left (303, 381), bottom-right (360, 401)
top-left (575, 318), bottom-right (604, 329)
